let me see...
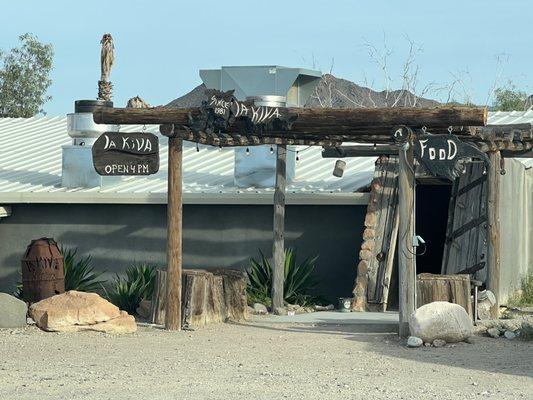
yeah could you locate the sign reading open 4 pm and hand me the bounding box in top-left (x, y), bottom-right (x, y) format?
top-left (92, 132), bottom-right (159, 176)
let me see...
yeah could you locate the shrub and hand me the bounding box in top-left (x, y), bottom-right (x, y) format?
top-left (61, 247), bottom-right (105, 292)
top-left (105, 264), bottom-right (156, 314)
top-left (247, 248), bottom-right (318, 307)
top-left (508, 273), bottom-right (533, 307)
top-left (14, 246), bottom-right (105, 299)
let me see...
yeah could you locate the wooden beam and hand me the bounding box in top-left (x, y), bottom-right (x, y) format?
top-left (486, 151), bottom-right (501, 318)
top-left (165, 136), bottom-right (183, 330)
top-left (94, 106), bottom-right (487, 128)
top-left (398, 134), bottom-right (416, 338)
top-left (322, 145), bottom-right (398, 158)
top-left (271, 145), bottom-right (286, 311)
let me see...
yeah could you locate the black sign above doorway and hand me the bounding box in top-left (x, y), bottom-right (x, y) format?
top-left (414, 134), bottom-right (489, 180)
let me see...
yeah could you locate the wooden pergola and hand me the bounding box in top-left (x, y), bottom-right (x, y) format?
top-left (93, 90), bottom-right (505, 336)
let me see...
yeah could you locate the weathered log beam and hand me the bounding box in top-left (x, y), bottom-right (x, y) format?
top-left (94, 106), bottom-right (487, 128)
top-left (323, 140), bottom-right (533, 159)
top-left (322, 145), bottom-right (399, 157)
top-left (159, 125), bottom-right (344, 147)
top-left (161, 124), bottom-right (500, 147)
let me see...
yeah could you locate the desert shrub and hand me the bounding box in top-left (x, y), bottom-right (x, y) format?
top-left (105, 264), bottom-right (156, 314)
top-left (508, 273), bottom-right (533, 307)
top-left (61, 247), bottom-right (105, 292)
top-left (247, 248), bottom-right (318, 307)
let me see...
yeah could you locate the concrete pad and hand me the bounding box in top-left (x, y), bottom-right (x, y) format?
top-left (251, 311), bottom-right (399, 326)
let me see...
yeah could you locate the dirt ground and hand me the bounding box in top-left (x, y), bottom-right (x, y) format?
top-left (0, 320), bottom-right (531, 400)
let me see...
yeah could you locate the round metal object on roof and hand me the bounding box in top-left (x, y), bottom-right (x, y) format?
top-left (246, 95), bottom-right (286, 108)
top-left (75, 100), bottom-right (113, 113)
top-left (67, 113), bottom-right (119, 139)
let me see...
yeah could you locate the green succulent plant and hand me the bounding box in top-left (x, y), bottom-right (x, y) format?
top-left (105, 263), bottom-right (156, 314)
top-left (247, 248), bottom-right (318, 307)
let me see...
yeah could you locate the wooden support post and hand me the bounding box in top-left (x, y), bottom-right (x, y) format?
top-left (486, 151), bottom-right (501, 318)
top-left (165, 136), bottom-right (183, 330)
top-left (398, 134), bottom-right (416, 338)
top-left (272, 144), bottom-right (286, 310)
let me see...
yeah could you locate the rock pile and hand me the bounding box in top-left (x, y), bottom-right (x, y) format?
top-left (475, 316), bottom-right (533, 341)
top-left (29, 291), bottom-right (136, 334)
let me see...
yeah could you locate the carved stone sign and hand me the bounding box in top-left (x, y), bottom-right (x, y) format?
top-left (92, 132), bottom-right (159, 176)
top-left (190, 90), bottom-right (297, 135)
top-left (414, 134), bottom-right (489, 180)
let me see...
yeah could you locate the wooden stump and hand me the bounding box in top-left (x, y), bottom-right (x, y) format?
top-left (212, 269), bottom-right (249, 322)
top-left (149, 268), bottom-right (248, 329)
top-left (416, 273), bottom-right (472, 318)
top-left (150, 269), bottom-right (167, 325)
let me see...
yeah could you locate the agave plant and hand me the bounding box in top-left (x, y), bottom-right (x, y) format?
top-left (105, 263), bottom-right (156, 314)
top-left (14, 246), bottom-right (105, 299)
top-left (61, 247), bottom-right (106, 292)
top-left (247, 248), bottom-right (318, 307)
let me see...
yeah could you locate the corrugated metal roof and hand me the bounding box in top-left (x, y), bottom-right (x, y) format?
top-left (2, 111), bottom-right (532, 205)
top-left (0, 116), bottom-right (375, 204)
top-left (488, 110), bottom-right (533, 125)
top-left (487, 111), bottom-right (533, 168)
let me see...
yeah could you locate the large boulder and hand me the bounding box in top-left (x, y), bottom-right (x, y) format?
top-left (29, 291), bottom-right (136, 333)
top-left (0, 292), bottom-right (28, 328)
top-left (409, 301), bottom-right (473, 343)
top-left (52, 311), bottom-right (137, 334)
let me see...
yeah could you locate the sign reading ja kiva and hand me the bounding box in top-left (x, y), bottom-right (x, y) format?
top-left (92, 132), bottom-right (159, 176)
top-left (414, 134), bottom-right (489, 180)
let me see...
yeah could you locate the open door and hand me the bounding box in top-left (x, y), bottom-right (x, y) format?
top-left (441, 162), bottom-right (488, 282)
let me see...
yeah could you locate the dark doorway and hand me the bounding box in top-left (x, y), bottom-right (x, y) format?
top-left (415, 184), bottom-right (452, 274)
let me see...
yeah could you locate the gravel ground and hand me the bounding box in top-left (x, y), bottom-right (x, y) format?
top-left (0, 321), bottom-right (531, 400)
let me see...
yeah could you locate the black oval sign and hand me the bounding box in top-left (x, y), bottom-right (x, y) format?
top-left (92, 132), bottom-right (159, 176)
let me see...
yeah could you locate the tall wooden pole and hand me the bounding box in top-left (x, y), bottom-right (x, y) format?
top-left (398, 135), bottom-right (416, 338)
top-left (486, 150), bottom-right (501, 318)
top-left (165, 136), bottom-right (183, 330)
top-left (272, 144), bottom-right (287, 310)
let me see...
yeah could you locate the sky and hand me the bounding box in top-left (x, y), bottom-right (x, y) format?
top-left (0, 0), bottom-right (531, 115)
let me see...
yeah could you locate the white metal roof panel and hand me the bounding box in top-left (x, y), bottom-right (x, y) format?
top-left (3, 111), bottom-right (531, 205)
top-left (0, 116), bottom-right (374, 204)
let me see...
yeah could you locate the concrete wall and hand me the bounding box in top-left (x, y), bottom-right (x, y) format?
top-left (0, 204), bottom-right (366, 303)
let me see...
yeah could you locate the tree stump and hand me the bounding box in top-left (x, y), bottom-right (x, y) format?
top-left (149, 268), bottom-right (247, 329)
top-left (150, 269), bottom-right (167, 325)
top-left (416, 273), bottom-right (472, 318)
top-left (212, 269), bottom-right (248, 322)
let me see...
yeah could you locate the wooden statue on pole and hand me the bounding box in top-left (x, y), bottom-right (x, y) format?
top-left (98, 33), bottom-right (114, 101)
